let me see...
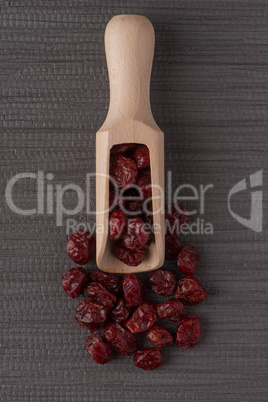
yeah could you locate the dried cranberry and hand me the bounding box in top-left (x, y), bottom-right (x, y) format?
top-left (123, 217), bottom-right (150, 250)
top-left (75, 300), bottom-right (107, 332)
top-left (137, 170), bottom-right (152, 199)
top-left (103, 323), bottom-right (138, 356)
top-left (61, 267), bottom-right (88, 298)
top-left (125, 301), bottom-right (157, 334)
top-left (131, 145), bottom-right (150, 170)
top-left (175, 316), bottom-right (201, 349)
top-left (122, 274), bottom-right (145, 306)
top-left (165, 216), bottom-right (180, 235)
top-left (109, 191), bottom-right (126, 211)
top-left (123, 188), bottom-right (143, 213)
top-left (109, 210), bottom-right (127, 240)
top-left (143, 233), bottom-right (154, 249)
top-left (114, 241), bottom-right (146, 266)
top-left (157, 299), bottom-right (186, 322)
top-left (142, 211), bottom-right (153, 228)
top-left (134, 348), bottom-right (163, 370)
top-left (85, 334), bottom-right (113, 364)
top-left (175, 275), bottom-right (207, 305)
top-left (111, 143), bottom-right (137, 155)
top-left (126, 199), bottom-right (143, 213)
top-left (165, 234), bottom-right (181, 260)
top-left (89, 271), bottom-right (121, 294)
top-left (166, 204), bottom-right (190, 233)
top-left (177, 245), bottom-right (200, 275)
top-left (110, 299), bottom-right (131, 324)
top-left (148, 269), bottom-right (176, 297)
top-left (66, 230), bottom-right (96, 265)
top-left (85, 282), bottom-right (117, 310)
top-left (110, 154), bottom-right (138, 189)
top-left (146, 324), bottom-right (174, 348)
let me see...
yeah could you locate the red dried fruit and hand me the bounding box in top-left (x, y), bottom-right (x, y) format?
top-left (142, 211), bottom-right (153, 228)
top-left (122, 274), bottom-right (145, 306)
top-left (123, 188), bottom-right (143, 213)
top-left (123, 217), bottom-right (150, 250)
top-left (109, 191), bottom-right (126, 211)
top-left (115, 241), bottom-right (146, 266)
top-left (125, 301), bottom-right (158, 334)
top-left (134, 348), bottom-right (163, 370)
top-left (110, 154), bottom-right (138, 189)
top-left (85, 334), bottom-right (113, 364)
top-left (61, 267), bottom-right (88, 298)
top-left (156, 298), bottom-right (186, 322)
top-left (146, 324), bottom-right (174, 348)
top-left (111, 143), bottom-right (138, 155)
top-left (137, 170), bottom-right (152, 199)
top-left (175, 316), bottom-right (201, 349)
top-left (148, 269), bottom-right (176, 297)
top-left (89, 271), bottom-right (121, 294)
top-left (166, 204), bottom-right (190, 233)
top-left (66, 230), bottom-right (96, 265)
top-left (143, 233), bottom-right (154, 249)
top-left (177, 245), bottom-right (200, 275)
top-left (110, 299), bottom-right (131, 324)
top-left (126, 199), bottom-right (143, 213)
top-left (85, 282), bottom-right (117, 310)
top-left (165, 234), bottom-right (181, 260)
top-left (175, 275), bottom-right (207, 305)
top-left (103, 322), bottom-right (138, 356)
top-left (109, 210), bottom-right (127, 240)
top-left (131, 145), bottom-right (150, 170)
top-left (75, 300), bottom-right (107, 332)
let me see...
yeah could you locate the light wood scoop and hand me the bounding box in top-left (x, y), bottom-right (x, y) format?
top-left (96, 14), bottom-right (165, 273)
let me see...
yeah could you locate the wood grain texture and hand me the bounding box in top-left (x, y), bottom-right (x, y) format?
top-left (1, 0), bottom-right (268, 401)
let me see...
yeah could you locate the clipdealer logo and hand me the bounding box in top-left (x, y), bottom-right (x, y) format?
top-left (228, 170), bottom-right (263, 233)
top-left (4, 170), bottom-right (263, 234)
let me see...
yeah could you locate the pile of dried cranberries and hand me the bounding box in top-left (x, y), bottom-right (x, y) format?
top-left (62, 142), bottom-right (208, 370)
top-left (63, 225), bottom-right (207, 370)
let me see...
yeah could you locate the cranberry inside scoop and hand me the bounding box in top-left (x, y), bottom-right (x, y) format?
top-left (109, 209), bottom-right (127, 240)
top-left (123, 217), bottom-right (150, 250)
top-left (114, 241), bottom-right (146, 266)
top-left (131, 145), bottom-right (150, 170)
top-left (110, 154), bottom-right (138, 189)
top-left (111, 143), bottom-right (138, 155)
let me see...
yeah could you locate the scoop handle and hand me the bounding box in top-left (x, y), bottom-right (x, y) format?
top-left (104, 14), bottom-right (156, 126)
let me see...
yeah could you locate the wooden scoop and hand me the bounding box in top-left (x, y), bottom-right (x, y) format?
top-left (96, 14), bottom-right (165, 273)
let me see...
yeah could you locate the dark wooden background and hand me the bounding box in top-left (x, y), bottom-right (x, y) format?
top-left (1, 1), bottom-right (268, 401)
